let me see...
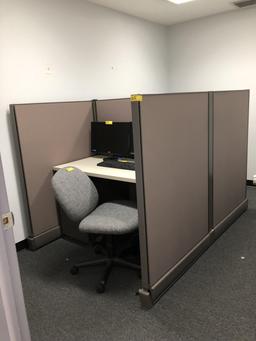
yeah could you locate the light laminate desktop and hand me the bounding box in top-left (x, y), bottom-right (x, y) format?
top-left (53, 156), bottom-right (136, 184)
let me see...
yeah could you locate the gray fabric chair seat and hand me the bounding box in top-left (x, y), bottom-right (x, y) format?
top-left (79, 200), bottom-right (138, 235)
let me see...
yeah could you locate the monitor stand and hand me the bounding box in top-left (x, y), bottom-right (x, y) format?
top-left (103, 155), bottom-right (117, 162)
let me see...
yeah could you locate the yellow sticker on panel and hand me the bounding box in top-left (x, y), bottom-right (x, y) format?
top-left (131, 95), bottom-right (143, 102)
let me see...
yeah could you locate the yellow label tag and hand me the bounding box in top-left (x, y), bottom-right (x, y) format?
top-left (66, 167), bottom-right (75, 172)
top-left (105, 121), bottom-right (113, 125)
top-left (131, 94), bottom-right (143, 102)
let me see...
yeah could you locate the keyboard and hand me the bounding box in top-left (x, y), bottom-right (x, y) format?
top-left (97, 159), bottom-right (135, 171)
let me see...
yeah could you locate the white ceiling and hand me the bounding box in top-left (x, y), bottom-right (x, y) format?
top-left (88, 0), bottom-right (241, 26)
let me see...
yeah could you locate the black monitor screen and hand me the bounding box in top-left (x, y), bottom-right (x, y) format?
top-left (91, 122), bottom-right (133, 157)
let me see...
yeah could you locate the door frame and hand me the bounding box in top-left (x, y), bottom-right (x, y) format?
top-left (0, 154), bottom-right (31, 341)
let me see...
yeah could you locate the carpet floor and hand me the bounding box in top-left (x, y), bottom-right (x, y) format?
top-left (18, 187), bottom-right (256, 341)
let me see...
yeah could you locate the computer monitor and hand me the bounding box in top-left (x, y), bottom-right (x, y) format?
top-left (91, 122), bottom-right (134, 158)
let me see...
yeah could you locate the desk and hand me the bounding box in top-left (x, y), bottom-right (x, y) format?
top-left (53, 156), bottom-right (136, 184)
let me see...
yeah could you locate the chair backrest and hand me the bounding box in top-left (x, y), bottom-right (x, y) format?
top-left (52, 167), bottom-right (99, 222)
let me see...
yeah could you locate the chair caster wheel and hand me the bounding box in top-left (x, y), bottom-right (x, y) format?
top-left (70, 266), bottom-right (79, 275)
top-left (96, 282), bottom-right (105, 294)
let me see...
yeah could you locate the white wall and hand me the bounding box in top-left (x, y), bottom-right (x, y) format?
top-left (0, 0), bottom-right (169, 242)
top-left (167, 8), bottom-right (256, 180)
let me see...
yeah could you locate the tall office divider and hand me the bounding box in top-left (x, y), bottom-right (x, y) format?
top-left (11, 101), bottom-right (93, 249)
top-left (96, 98), bottom-right (132, 121)
top-left (132, 93), bottom-right (210, 307)
top-left (212, 90), bottom-right (249, 233)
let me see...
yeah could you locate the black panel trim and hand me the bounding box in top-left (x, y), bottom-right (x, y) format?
top-left (10, 105), bottom-right (34, 236)
top-left (92, 99), bottom-right (98, 121)
top-left (208, 92), bottom-right (214, 230)
top-left (27, 225), bottom-right (61, 250)
top-left (131, 101), bottom-right (150, 290)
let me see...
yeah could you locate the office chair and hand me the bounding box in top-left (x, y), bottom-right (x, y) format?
top-left (52, 167), bottom-right (140, 293)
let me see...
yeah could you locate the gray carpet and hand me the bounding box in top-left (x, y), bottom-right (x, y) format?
top-left (18, 187), bottom-right (256, 341)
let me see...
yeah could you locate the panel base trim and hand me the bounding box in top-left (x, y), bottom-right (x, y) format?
top-left (150, 233), bottom-right (212, 305)
top-left (27, 225), bottom-right (61, 250)
top-left (141, 199), bottom-right (248, 308)
top-left (213, 199), bottom-right (248, 238)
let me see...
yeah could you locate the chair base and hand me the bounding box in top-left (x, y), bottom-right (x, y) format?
top-left (70, 257), bottom-right (141, 293)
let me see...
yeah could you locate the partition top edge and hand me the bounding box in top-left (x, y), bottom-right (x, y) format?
top-left (96, 97), bottom-right (129, 102)
top-left (10, 100), bottom-right (93, 107)
top-left (134, 89), bottom-right (250, 98)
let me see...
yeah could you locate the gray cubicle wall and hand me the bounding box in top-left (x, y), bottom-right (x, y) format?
top-left (212, 91), bottom-right (249, 231)
top-left (132, 90), bottom-right (249, 308)
top-left (11, 101), bottom-right (93, 249)
top-left (96, 98), bottom-right (132, 121)
top-left (132, 93), bottom-right (210, 307)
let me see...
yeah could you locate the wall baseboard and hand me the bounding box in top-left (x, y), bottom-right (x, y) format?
top-left (16, 239), bottom-right (28, 251)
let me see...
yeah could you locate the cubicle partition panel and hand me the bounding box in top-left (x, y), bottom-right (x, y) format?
top-left (132, 90), bottom-right (249, 308)
top-left (212, 90), bottom-right (249, 233)
top-left (96, 98), bottom-right (132, 122)
top-left (132, 93), bottom-right (210, 307)
top-left (11, 101), bottom-right (93, 249)
top-left (10, 91), bottom-right (249, 306)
